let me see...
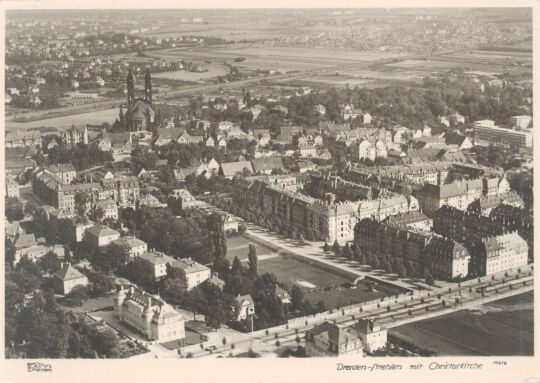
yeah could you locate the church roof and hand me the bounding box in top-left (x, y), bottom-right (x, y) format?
top-left (129, 99), bottom-right (154, 119)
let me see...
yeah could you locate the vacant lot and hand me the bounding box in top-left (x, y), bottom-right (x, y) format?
top-left (390, 291), bottom-right (534, 356)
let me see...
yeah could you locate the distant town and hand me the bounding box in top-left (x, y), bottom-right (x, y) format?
top-left (4, 8), bottom-right (533, 359)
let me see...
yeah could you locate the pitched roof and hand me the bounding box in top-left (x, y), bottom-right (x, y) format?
top-left (384, 210), bottom-right (431, 227)
top-left (54, 264), bottom-right (87, 281)
top-left (138, 251), bottom-right (174, 265)
top-left (156, 128), bottom-right (184, 140)
top-left (171, 258), bottom-right (209, 274)
top-left (103, 132), bottom-right (131, 146)
top-left (129, 99), bottom-right (154, 119)
top-left (251, 157), bottom-right (285, 172)
top-left (15, 233), bottom-right (36, 249)
top-left (46, 163), bottom-right (76, 173)
top-left (86, 225), bottom-right (120, 238)
top-left (220, 161), bottom-right (254, 177)
top-left (483, 232), bottom-right (527, 255)
top-left (112, 236), bottom-right (147, 249)
top-left (208, 274), bottom-right (225, 286)
top-left (445, 133), bottom-right (470, 146)
top-left (236, 294), bottom-right (254, 306)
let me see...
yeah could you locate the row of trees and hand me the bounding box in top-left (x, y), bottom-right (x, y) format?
top-left (325, 241), bottom-right (434, 284)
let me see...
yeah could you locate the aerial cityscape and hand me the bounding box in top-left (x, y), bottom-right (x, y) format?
top-left (4, 8), bottom-right (534, 360)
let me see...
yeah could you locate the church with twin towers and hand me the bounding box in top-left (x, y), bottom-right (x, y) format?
top-left (125, 67), bottom-right (155, 131)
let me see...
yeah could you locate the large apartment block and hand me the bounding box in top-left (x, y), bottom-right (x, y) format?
top-left (473, 123), bottom-right (532, 151)
top-left (354, 218), bottom-right (470, 281)
top-left (479, 232), bottom-right (528, 276)
top-left (32, 167), bottom-right (139, 211)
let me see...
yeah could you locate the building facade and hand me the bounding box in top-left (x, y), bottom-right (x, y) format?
top-left (114, 285), bottom-right (185, 342)
top-left (479, 233), bottom-right (528, 276)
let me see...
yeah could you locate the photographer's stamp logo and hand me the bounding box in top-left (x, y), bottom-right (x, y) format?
top-left (26, 362), bottom-right (52, 372)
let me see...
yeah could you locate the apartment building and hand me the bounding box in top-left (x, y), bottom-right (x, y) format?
top-left (479, 232), bottom-right (528, 276)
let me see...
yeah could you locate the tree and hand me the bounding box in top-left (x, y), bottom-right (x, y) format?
top-left (90, 244), bottom-right (128, 275)
top-left (124, 258), bottom-right (158, 292)
top-left (119, 108), bottom-right (125, 130)
top-left (64, 285), bottom-right (89, 307)
top-left (199, 284), bottom-right (236, 329)
top-left (5, 198), bottom-right (24, 221)
top-left (39, 251), bottom-right (61, 274)
top-left (247, 244), bottom-right (258, 277)
top-left (316, 300), bottom-right (327, 313)
top-left (332, 240), bottom-right (341, 257)
top-left (397, 259), bottom-right (407, 278)
top-left (75, 192), bottom-right (90, 217)
top-left (161, 267), bottom-right (188, 305)
top-left (88, 272), bottom-right (115, 297)
top-left (209, 213), bottom-right (227, 263)
top-left (343, 244), bottom-right (352, 259)
top-left (291, 285), bottom-right (304, 312)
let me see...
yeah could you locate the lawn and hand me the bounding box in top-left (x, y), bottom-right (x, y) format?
top-left (390, 291), bottom-right (534, 356)
top-left (59, 295), bottom-right (114, 314)
top-left (305, 281), bottom-right (401, 311)
top-left (226, 235), bottom-right (276, 262)
top-left (257, 253), bottom-right (351, 292)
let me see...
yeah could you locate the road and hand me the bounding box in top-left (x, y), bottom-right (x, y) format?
top-left (187, 200), bottom-right (535, 358)
top-left (185, 268), bottom-right (533, 358)
top-left (197, 200), bottom-right (427, 292)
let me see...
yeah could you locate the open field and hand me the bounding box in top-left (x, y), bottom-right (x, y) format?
top-left (257, 253), bottom-right (353, 292)
top-left (305, 281), bottom-right (401, 311)
top-left (153, 64), bottom-right (230, 82)
top-left (226, 235), bottom-right (276, 262)
top-left (6, 107), bottom-right (120, 132)
top-left (390, 291), bottom-right (534, 356)
top-left (150, 45), bottom-right (402, 72)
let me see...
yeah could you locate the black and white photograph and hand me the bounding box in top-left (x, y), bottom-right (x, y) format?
top-left (1, 1), bottom-right (537, 382)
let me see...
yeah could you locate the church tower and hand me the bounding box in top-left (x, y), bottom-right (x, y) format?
top-left (144, 68), bottom-right (152, 105)
top-left (126, 69), bottom-right (135, 107)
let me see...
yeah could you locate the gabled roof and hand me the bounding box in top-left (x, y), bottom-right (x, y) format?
top-left (129, 99), bottom-right (154, 119)
top-left (275, 285), bottom-right (289, 297)
top-left (15, 233), bottom-right (36, 249)
top-left (251, 157), bottom-right (285, 172)
top-left (156, 128), bottom-right (184, 140)
top-left (445, 133), bottom-right (470, 146)
top-left (102, 132), bottom-right (131, 147)
top-left (236, 294), bottom-right (254, 306)
top-left (220, 161), bottom-right (254, 177)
